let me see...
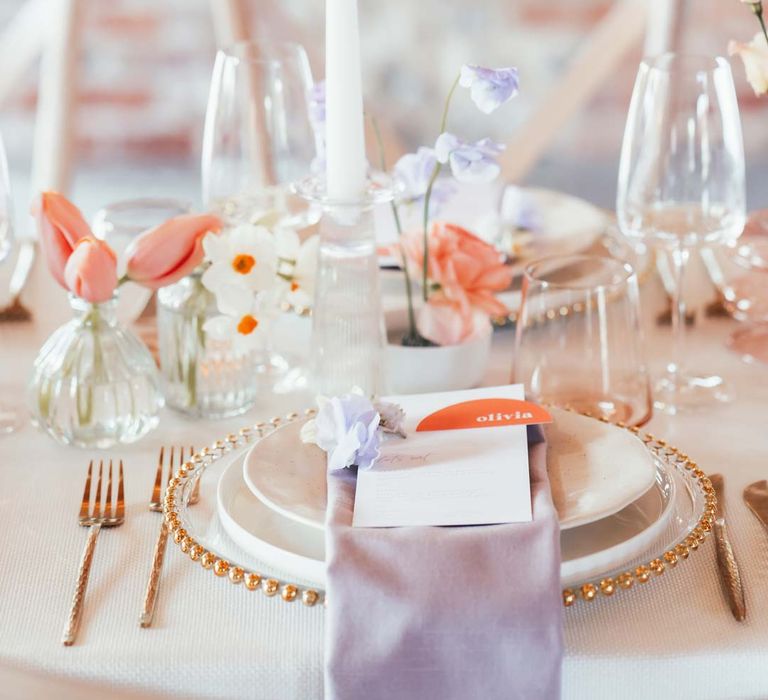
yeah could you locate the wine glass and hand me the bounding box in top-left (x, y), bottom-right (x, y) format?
top-left (701, 209), bottom-right (768, 363)
top-left (202, 40), bottom-right (319, 229)
top-left (0, 128), bottom-right (24, 433)
top-left (201, 40), bottom-right (319, 384)
top-left (617, 53), bottom-right (746, 414)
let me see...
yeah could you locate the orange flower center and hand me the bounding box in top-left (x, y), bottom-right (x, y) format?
top-left (237, 314), bottom-right (259, 335)
top-left (290, 281), bottom-right (300, 292)
top-left (232, 254), bottom-right (256, 274)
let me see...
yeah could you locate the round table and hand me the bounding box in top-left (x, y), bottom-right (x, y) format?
top-left (1, 260), bottom-right (767, 700)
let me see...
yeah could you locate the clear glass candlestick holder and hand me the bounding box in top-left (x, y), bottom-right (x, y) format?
top-left (293, 174), bottom-right (394, 397)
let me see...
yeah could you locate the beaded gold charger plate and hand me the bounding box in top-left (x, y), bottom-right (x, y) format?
top-left (164, 411), bottom-right (714, 608)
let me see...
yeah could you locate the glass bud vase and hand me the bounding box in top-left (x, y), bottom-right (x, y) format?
top-left (28, 293), bottom-right (163, 448)
top-left (156, 273), bottom-right (259, 418)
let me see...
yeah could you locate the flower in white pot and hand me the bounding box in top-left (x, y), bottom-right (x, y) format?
top-left (385, 64), bottom-right (519, 348)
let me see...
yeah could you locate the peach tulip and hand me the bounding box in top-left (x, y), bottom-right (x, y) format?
top-left (32, 191), bottom-right (92, 287)
top-left (64, 237), bottom-right (118, 304)
top-left (401, 221), bottom-right (512, 321)
top-left (125, 213), bottom-right (222, 289)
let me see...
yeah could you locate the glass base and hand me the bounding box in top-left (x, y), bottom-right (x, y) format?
top-left (0, 403), bottom-right (24, 435)
top-left (541, 393), bottom-right (652, 427)
top-left (271, 365), bottom-right (310, 394)
top-left (726, 324), bottom-right (768, 364)
top-left (653, 371), bottom-right (732, 415)
top-left (254, 351), bottom-right (291, 377)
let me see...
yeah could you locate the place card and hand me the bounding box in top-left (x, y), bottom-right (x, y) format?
top-left (352, 385), bottom-right (548, 528)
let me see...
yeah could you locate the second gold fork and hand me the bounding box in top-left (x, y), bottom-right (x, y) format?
top-left (139, 446), bottom-right (194, 628)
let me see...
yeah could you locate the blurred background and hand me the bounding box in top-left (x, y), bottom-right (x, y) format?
top-left (0, 0), bottom-right (764, 223)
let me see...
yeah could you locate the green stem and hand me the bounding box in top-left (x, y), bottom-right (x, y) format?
top-left (748, 3), bottom-right (768, 45)
top-left (758, 11), bottom-right (768, 46)
top-left (371, 115), bottom-right (419, 340)
top-left (422, 75), bottom-right (461, 302)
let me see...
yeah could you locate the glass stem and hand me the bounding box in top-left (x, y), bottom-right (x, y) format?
top-left (667, 244), bottom-right (690, 388)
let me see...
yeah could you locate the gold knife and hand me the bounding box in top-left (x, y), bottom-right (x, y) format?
top-left (710, 474), bottom-right (746, 622)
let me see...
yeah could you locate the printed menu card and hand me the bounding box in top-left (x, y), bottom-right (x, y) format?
top-left (353, 384), bottom-right (550, 528)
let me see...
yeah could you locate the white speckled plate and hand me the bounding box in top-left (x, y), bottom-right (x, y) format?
top-left (242, 407), bottom-right (657, 532)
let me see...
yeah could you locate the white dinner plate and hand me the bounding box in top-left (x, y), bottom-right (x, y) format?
top-left (218, 446), bottom-right (676, 588)
top-left (242, 407), bottom-right (657, 533)
top-left (375, 185), bottom-right (608, 272)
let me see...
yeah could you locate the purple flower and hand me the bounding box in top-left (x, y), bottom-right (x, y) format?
top-left (308, 81), bottom-right (326, 174)
top-left (459, 65), bottom-right (519, 114)
top-left (434, 133), bottom-right (505, 184)
top-left (306, 392), bottom-right (382, 471)
top-left (308, 81), bottom-right (326, 126)
top-left (393, 147), bottom-right (456, 214)
top-left (500, 185), bottom-right (542, 232)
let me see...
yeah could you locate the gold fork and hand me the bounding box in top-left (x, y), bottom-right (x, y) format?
top-left (139, 445), bottom-right (195, 627)
top-left (62, 459), bottom-right (125, 646)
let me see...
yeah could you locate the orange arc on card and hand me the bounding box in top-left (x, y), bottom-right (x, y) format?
top-left (415, 399), bottom-right (553, 432)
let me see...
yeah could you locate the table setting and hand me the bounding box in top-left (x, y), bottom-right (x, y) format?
top-left (2, 1), bottom-right (768, 699)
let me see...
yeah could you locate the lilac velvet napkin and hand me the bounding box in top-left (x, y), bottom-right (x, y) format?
top-left (324, 426), bottom-right (562, 700)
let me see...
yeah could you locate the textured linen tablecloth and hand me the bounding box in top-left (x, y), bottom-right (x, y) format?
top-left (1, 267), bottom-right (768, 699)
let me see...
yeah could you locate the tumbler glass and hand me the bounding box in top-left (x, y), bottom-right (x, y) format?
top-left (513, 255), bottom-right (652, 426)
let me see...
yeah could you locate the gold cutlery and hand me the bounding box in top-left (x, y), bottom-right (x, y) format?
top-left (744, 480), bottom-right (768, 532)
top-left (63, 459), bottom-right (125, 646)
top-left (710, 474), bottom-right (746, 622)
top-left (139, 446), bottom-right (196, 628)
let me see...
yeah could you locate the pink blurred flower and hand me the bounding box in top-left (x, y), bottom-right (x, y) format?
top-left (401, 221), bottom-right (512, 323)
top-left (32, 191), bottom-right (92, 287)
top-left (126, 213), bottom-right (222, 289)
top-left (729, 33), bottom-right (768, 96)
top-left (417, 301), bottom-right (485, 345)
top-left (64, 237), bottom-right (118, 304)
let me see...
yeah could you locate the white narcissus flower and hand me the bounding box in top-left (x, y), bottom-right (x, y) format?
top-left (202, 288), bottom-right (274, 355)
top-left (276, 228), bottom-right (319, 309)
top-left (201, 224), bottom-right (278, 295)
top-left (729, 33), bottom-right (768, 96)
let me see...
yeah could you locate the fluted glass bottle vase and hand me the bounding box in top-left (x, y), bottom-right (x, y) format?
top-left (157, 273), bottom-right (260, 418)
top-left (310, 204), bottom-right (386, 396)
top-left (28, 293), bottom-right (163, 448)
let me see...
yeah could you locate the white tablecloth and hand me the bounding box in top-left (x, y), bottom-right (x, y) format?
top-left (1, 261), bottom-right (768, 700)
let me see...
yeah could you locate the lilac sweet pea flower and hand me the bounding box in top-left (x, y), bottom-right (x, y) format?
top-left (501, 185), bottom-right (542, 232)
top-left (308, 81), bottom-right (326, 174)
top-left (459, 65), bottom-right (519, 114)
top-left (435, 133), bottom-right (505, 184)
top-left (305, 392), bottom-right (382, 471)
top-left (393, 147), bottom-right (456, 213)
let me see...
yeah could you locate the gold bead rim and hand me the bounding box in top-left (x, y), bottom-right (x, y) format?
top-left (163, 408), bottom-right (711, 611)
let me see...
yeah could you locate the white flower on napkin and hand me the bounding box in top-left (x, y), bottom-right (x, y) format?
top-left (301, 390), bottom-right (406, 471)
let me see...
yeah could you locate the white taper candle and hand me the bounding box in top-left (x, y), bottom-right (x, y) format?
top-left (325, 0), bottom-right (368, 200)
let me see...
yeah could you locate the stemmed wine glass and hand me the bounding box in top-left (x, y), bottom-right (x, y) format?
top-left (617, 53), bottom-right (746, 414)
top-left (201, 40), bottom-right (319, 384)
top-left (0, 128), bottom-right (24, 433)
top-left (202, 40), bottom-right (319, 229)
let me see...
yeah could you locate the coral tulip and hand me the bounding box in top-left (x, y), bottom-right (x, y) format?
top-left (64, 237), bottom-right (118, 304)
top-left (32, 191), bottom-right (91, 287)
top-left (125, 213), bottom-right (222, 289)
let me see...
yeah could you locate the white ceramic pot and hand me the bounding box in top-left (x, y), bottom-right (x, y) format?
top-left (385, 308), bottom-right (492, 394)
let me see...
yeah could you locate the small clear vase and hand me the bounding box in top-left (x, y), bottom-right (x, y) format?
top-left (28, 293), bottom-right (163, 448)
top-left (156, 273), bottom-right (259, 418)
